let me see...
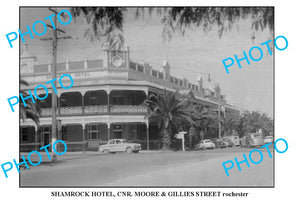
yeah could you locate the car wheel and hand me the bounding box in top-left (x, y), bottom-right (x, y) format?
top-left (103, 149), bottom-right (110, 154)
top-left (126, 147), bottom-right (132, 153)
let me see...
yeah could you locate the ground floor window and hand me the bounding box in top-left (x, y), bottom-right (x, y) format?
top-left (20, 127), bottom-right (28, 143)
top-left (20, 126), bottom-right (36, 143)
top-left (112, 124), bottom-right (123, 139)
top-left (137, 124), bottom-right (146, 140)
top-left (62, 126), bottom-right (68, 141)
top-left (88, 124), bottom-right (100, 140)
top-left (61, 125), bottom-right (83, 142)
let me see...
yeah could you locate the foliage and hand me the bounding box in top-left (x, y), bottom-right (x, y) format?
top-left (237, 110), bottom-right (273, 137)
top-left (144, 90), bottom-right (192, 149)
top-left (20, 79), bottom-right (41, 126)
top-left (71, 7), bottom-right (274, 47)
top-left (223, 112), bottom-right (240, 135)
top-left (70, 7), bottom-right (126, 49)
top-left (157, 7), bottom-right (274, 41)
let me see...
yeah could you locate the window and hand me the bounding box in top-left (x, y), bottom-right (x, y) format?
top-left (112, 91), bottom-right (123, 105)
top-left (89, 91), bottom-right (97, 105)
top-left (62, 126), bottom-right (68, 141)
top-left (137, 64), bottom-right (144, 73)
top-left (88, 124), bottom-right (99, 140)
top-left (21, 127), bottom-right (28, 143)
top-left (158, 72), bottom-right (163, 79)
top-left (130, 61), bottom-right (136, 70)
top-left (60, 95), bottom-right (68, 107)
top-left (152, 70), bottom-right (158, 77)
top-left (89, 132), bottom-right (98, 139)
top-left (109, 140), bottom-right (116, 145)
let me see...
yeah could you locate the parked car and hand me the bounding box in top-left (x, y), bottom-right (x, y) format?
top-left (213, 139), bottom-right (226, 148)
top-left (264, 136), bottom-right (273, 144)
top-left (226, 136), bottom-right (240, 146)
top-left (195, 139), bottom-right (216, 150)
top-left (99, 139), bottom-right (142, 154)
top-left (241, 133), bottom-right (264, 148)
top-left (223, 137), bottom-right (234, 147)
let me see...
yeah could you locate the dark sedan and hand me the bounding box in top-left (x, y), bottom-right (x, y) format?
top-left (213, 139), bottom-right (227, 148)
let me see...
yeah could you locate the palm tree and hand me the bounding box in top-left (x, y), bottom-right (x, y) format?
top-left (223, 112), bottom-right (241, 136)
top-left (236, 110), bottom-right (273, 137)
top-left (182, 101), bottom-right (216, 148)
top-left (144, 90), bottom-right (193, 150)
top-left (20, 79), bottom-right (41, 126)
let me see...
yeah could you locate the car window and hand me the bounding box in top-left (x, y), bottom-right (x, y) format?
top-left (116, 140), bottom-right (121, 144)
top-left (109, 140), bottom-right (115, 145)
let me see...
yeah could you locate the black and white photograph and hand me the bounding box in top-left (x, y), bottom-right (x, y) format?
top-left (2, 0), bottom-right (300, 212)
top-left (19, 6), bottom-right (275, 187)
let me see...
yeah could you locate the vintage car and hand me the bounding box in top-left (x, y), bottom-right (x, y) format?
top-left (213, 139), bottom-right (227, 148)
top-left (264, 136), bottom-right (273, 144)
top-left (241, 133), bottom-right (264, 148)
top-left (224, 136), bottom-right (240, 146)
top-left (195, 139), bottom-right (216, 150)
top-left (99, 139), bottom-right (142, 154)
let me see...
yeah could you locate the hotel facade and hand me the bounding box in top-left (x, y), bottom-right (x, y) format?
top-left (20, 44), bottom-right (239, 152)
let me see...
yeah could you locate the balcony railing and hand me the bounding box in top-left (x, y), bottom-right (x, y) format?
top-left (41, 105), bottom-right (147, 117)
top-left (60, 106), bottom-right (83, 115)
top-left (41, 108), bottom-right (51, 117)
top-left (84, 105), bottom-right (108, 114)
top-left (110, 105), bottom-right (148, 114)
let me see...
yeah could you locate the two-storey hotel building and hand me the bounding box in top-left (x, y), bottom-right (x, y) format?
top-left (20, 44), bottom-right (239, 152)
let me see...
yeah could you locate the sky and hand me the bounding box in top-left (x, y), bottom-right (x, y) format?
top-left (20, 7), bottom-right (273, 117)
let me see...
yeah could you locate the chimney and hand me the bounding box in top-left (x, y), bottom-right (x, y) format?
top-left (197, 73), bottom-right (203, 92)
top-left (183, 78), bottom-right (188, 88)
top-left (160, 56), bottom-right (170, 81)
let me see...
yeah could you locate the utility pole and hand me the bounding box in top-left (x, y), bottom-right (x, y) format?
top-left (218, 105), bottom-right (221, 139)
top-left (41, 8), bottom-right (71, 161)
top-left (219, 105), bottom-right (225, 138)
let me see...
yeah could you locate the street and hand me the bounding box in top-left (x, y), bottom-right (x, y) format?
top-left (20, 147), bottom-right (274, 187)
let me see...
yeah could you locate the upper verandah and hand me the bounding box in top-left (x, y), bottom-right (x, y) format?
top-left (20, 43), bottom-right (236, 110)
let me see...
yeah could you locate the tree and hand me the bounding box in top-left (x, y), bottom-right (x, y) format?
top-left (70, 7), bottom-right (126, 49)
top-left (223, 112), bottom-right (241, 136)
top-left (184, 102), bottom-right (216, 147)
top-left (20, 79), bottom-right (41, 126)
top-left (144, 90), bottom-right (193, 150)
top-left (157, 7), bottom-right (273, 41)
top-left (70, 7), bottom-right (274, 48)
top-left (176, 93), bottom-right (217, 148)
top-left (236, 110), bottom-right (273, 137)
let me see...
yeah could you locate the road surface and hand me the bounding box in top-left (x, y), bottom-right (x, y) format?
top-left (20, 147), bottom-right (274, 187)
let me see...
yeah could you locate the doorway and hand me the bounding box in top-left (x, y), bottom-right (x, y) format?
top-left (112, 124), bottom-right (123, 139)
top-left (40, 126), bottom-right (51, 147)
